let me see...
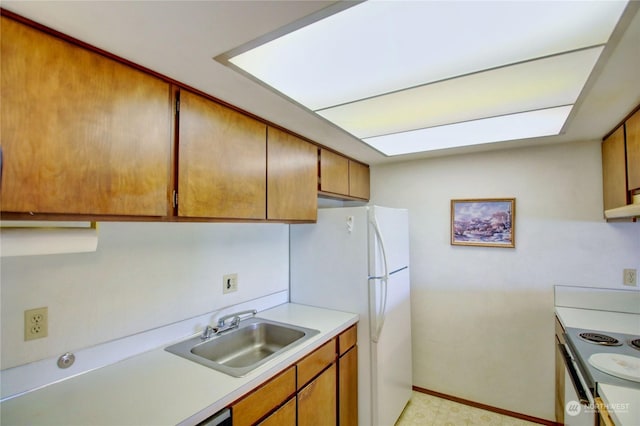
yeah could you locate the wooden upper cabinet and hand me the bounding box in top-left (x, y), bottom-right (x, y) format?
top-left (178, 90), bottom-right (266, 219)
top-left (267, 127), bottom-right (317, 221)
top-left (626, 109), bottom-right (640, 192)
top-left (319, 149), bottom-right (370, 200)
top-left (0, 16), bottom-right (172, 216)
top-left (320, 149), bottom-right (350, 195)
top-left (349, 161), bottom-right (370, 200)
top-left (602, 126), bottom-right (628, 210)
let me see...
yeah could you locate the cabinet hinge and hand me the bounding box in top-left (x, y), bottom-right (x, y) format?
top-left (175, 99), bottom-right (180, 114)
top-left (172, 190), bottom-right (178, 208)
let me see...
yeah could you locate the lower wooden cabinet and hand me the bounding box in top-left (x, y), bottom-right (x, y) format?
top-left (230, 324), bottom-right (358, 426)
top-left (298, 363), bottom-right (337, 426)
top-left (339, 346), bottom-right (358, 426)
top-left (231, 367), bottom-right (295, 426)
top-left (258, 397), bottom-right (296, 426)
top-left (595, 397), bottom-right (615, 426)
top-left (554, 317), bottom-right (565, 425)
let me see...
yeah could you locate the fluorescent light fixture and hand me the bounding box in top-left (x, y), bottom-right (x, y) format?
top-left (317, 47), bottom-right (603, 139)
top-left (227, 0), bottom-right (628, 155)
top-left (362, 106), bottom-right (573, 156)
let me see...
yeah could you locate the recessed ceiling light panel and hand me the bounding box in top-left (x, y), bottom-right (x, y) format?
top-left (226, 0), bottom-right (628, 155)
top-left (363, 106), bottom-right (573, 156)
top-left (230, 1), bottom-right (626, 110)
top-left (317, 47), bottom-right (603, 139)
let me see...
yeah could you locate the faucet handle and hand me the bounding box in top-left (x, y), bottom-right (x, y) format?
top-left (217, 309), bottom-right (257, 327)
top-left (200, 325), bottom-right (217, 340)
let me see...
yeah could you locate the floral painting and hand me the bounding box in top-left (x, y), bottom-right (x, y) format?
top-left (451, 199), bottom-right (515, 248)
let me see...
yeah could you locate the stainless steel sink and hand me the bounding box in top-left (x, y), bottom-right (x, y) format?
top-left (165, 317), bottom-right (319, 377)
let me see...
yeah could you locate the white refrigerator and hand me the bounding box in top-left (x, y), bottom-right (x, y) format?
top-left (290, 206), bottom-right (412, 426)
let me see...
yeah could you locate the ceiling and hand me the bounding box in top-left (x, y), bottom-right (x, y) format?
top-left (3, 1), bottom-right (640, 165)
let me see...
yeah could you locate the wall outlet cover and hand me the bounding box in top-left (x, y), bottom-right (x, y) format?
top-left (623, 269), bottom-right (637, 286)
top-left (223, 273), bottom-right (238, 294)
top-left (24, 307), bottom-right (48, 341)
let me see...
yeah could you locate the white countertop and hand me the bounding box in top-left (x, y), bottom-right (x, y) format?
top-left (0, 303), bottom-right (358, 426)
top-left (555, 304), bottom-right (640, 426)
top-left (555, 307), bottom-right (640, 335)
top-left (598, 384), bottom-right (640, 426)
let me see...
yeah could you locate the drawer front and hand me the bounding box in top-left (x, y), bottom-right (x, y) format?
top-left (232, 366), bottom-right (296, 426)
top-left (297, 339), bottom-right (336, 389)
top-left (338, 325), bottom-right (357, 356)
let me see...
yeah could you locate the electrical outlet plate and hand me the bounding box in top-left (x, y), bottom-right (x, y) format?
top-left (223, 273), bottom-right (238, 294)
top-left (24, 307), bottom-right (48, 341)
top-left (623, 269), bottom-right (637, 286)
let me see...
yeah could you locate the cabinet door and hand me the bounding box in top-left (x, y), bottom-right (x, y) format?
top-left (267, 127), bottom-right (317, 221)
top-left (320, 149), bottom-right (349, 196)
top-left (178, 90), bottom-right (266, 219)
top-left (626, 109), bottom-right (640, 192)
top-left (232, 367), bottom-right (295, 426)
top-left (339, 346), bottom-right (358, 426)
top-left (298, 363), bottom-right (337, 426)
top-left (258, 397), bottom-right (296, 426)
top-left (297, 339), bottom-right (336, 389)
top-left (1, 17), bottom-right (172, 216)
top-left (554, 337), bottom-right (565, 424)
top-left (349, 161), bottom-right (370, 200)
top-left (602, 126), bottom-right (628, 210)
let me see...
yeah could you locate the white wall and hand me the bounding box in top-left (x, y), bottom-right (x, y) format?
top-left (0, 222), bottom-right (289, 370)
top-left (370, 140), bottom-right (640, 421)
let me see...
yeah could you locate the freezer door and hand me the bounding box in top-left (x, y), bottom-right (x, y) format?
top-left (370, 267), bottom-right (413, 426)
top-left (369, 206), bottom-right (409, 275)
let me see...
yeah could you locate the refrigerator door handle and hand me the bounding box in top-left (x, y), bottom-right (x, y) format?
top-left (370, 214), bottom-right (389, 342)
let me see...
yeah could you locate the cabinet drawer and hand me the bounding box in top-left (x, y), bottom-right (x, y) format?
top-left (232, 366), bottom-right (295, 426)
top-left (338, 325), bottom-right (357, 356)
top-left (257, 396), bottom-right (296, 426)
top-left (297, 339), bottom-right (336, 389)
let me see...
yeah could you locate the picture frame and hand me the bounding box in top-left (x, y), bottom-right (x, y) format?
top-left (451, 198), bottom-right (515, 248)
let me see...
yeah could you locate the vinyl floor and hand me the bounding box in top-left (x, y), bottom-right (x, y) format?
top-left (395, 391), bottom-right (541, 426)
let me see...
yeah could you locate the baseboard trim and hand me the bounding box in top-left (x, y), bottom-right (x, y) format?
top-left (412, 386), bottom-right (561, 426)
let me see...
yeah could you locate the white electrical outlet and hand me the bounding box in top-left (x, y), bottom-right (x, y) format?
top-left (623, 269), bottom-right (637, 286)
top-left (223, 273), bottom-right (238, 294)
top-left (24, 307), bottom-right (48, 341)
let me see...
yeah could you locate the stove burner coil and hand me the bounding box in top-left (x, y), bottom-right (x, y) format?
top-left (578, 332), bottom-right (622, 346)
top-left (631, 339), bottom-right (640, 350)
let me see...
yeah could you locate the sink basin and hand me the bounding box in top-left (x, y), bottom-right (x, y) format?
top-left (165, 318), bottom-right (319, 377)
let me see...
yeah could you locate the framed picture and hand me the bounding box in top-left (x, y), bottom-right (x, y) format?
top-left (451, 198), bottom-right (515, 248)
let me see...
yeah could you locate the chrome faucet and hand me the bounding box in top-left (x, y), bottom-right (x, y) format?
top-left (201, 309), bottom-right (257, 340)
top-left (217, 309), bottom-right (257, 328)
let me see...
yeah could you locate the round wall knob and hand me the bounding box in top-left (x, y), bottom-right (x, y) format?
top-left (57, 352), bottom-right (75, 369)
